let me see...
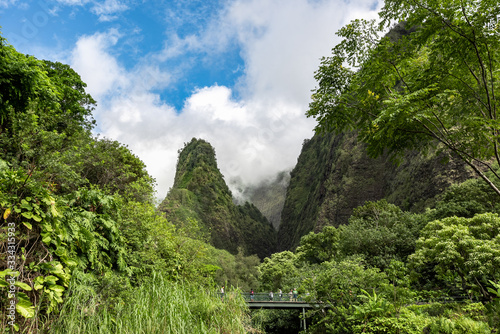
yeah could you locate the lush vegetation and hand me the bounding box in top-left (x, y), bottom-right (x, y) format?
top-left (0, 35), bottom-right (258, 333)
top-left (2, 0), bottom-right (500, 332)
top-left (263, 0), bottom-right (500, 331)
top-left (308, 0), bottom-right (500, 196)
top-left (259, 197), bottom-right (500, 333)
top-left (278, 130), bottom-right (472, 251)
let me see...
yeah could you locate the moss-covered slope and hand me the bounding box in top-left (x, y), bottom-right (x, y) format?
top-left (159, 138), bottom-right (277, 258)
top-left (278, 131), bottom-right (474, 251)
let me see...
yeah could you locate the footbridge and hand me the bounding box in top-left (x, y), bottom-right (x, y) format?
top-left (241, 293), bottom-right (326, 332)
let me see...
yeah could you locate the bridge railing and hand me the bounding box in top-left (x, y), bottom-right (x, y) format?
top-left (241, 292), bottom-right (305, 302)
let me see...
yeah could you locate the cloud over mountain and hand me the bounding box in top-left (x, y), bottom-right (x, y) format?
top-left (65, 0), bottom-right (381, 198)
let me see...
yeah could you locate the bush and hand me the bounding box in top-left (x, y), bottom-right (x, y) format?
top-left (423, 316), bottom-right (491, 334)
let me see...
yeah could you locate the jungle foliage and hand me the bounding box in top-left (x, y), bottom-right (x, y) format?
top-left (265, 0), bottom-right (500, 330)
top-left (0, 35), bottom-right (257, 333)
top-left (307, 0), bottom-right (500, 195)
top-left (2, 0), bottom-right (500, 332)
top-left (258, 198), bottom-right (500, 333)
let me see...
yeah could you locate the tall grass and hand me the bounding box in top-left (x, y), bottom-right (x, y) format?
top-left (45, 272), bottom-right (257, 334)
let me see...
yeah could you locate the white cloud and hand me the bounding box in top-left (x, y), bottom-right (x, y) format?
top-left (69, 0), bottom-right (382, 199)
top-left (70, 28), bottom-right (128, 102)
top-left (54, 0), bottom-right (90, 5)
top-left (91, 0), bottom-right (127, 15)
top-left (91, 0), bottom-right (128, 21)
top-left (52, 0), bottom-right (128, 21)
top-left (223, 0), bottom-right (381, 104)
top-left (0, 0), bottom-right (18, 8)
top-left (184, 86), bottom-right (250, 125)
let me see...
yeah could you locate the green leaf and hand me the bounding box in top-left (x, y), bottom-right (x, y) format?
top-left (50, 203), bottom-right (59, 217)
top-left (20, 200), bottom-right (32, 210)
top-left (41, 234), bottom-right (51, 244)
top-left (16, 297), bottom-right (35, 319)
top-left (34, 281), bottom-right (44, 291)
top-left (21, 211), bottom-right (33, 219)
top-left (43, 275), bottom-right (58, 286)
top-left (49, 285), bottom-right (65, 293)
top-left (14, 281), bottom-right (32, 291)
top-left (60, 256), bottom-right (78, 268)
top-left (22, 221), bottom-right (32, 230)
top-left (41, 223), bottom-right (53, 232)
top-left (0, 269), bottom-right (19, 278)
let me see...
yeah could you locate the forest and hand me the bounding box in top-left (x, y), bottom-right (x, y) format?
top-left (1, 0), bottom-right (500, 333)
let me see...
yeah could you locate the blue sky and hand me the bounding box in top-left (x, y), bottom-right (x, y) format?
top-left (0, 0), bottom-right (381, 199)
top-left (1, 0), bottom-right (240, 109)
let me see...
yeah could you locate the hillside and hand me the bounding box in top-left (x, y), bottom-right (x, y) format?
top-left (159, 138), bottom-right (277, 258)
top-left (234, 171), bottom-right (290, 230)
top-left (277, 131), bottom-right (475, 251)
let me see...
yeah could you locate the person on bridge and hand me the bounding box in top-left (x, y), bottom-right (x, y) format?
top-left (278, 288), bottom-right (282, 301)
top-left (269, 291), bottom-right (274, 301)
top-left (289, 289), bottom-right (293, 301)
top-left (250, 289), bottom-right (254, 301)
top-left (293, 288), bottom-right (298, 301)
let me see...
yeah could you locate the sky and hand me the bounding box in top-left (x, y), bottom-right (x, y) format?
top-left (0, 0), bottom-right (381, 200)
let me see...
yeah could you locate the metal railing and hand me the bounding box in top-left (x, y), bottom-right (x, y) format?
top-left (241, 292), bottom-right (305, 302)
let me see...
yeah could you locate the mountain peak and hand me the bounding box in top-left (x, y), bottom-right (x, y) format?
top-left (160, 138), bottom-right (277, 258)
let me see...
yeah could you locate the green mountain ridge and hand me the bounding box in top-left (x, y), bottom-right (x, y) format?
top-left (158, 133), bottom-right (474, 256)
top-left (159, 138), bottom-right (277, 259)
top-left (277, 131), bottom-right (475, 251)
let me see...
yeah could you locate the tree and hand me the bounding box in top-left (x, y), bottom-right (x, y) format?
top-left (0, 39), bottom-right (95, 142)
top-left (304, 258), bottom-right (388, 334)
top-left (308, 0), bottom-right (500, 195)
top-left (295, 225), bottom-right (339, 264)
top-left (428, 178), bottom-right (500, 220)
top-left (258, 251), bottom-right (298, 291)
top-left (409, 213), bottom-right (500, 299)
top-left (338, 200), bottom-right (425, 269)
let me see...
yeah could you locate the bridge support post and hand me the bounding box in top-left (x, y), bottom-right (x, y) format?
top-left (302, 307), bottom-right (307, 332)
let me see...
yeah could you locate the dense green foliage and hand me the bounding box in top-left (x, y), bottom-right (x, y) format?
top-left (339, 200), bottom-right (425, 269)
top-left (2, 0), bottom-right (500, 331)
top-left (272, 0), bottom-right (500, 330)
top-left (159, 138), bottom-right (277, 259)
top-left (260, 198), bottom-right (500, 333)
top-left (428, 178), bottom-right (500, 220)
top-left (49, 272), bottom-right (253, 334)
top-left (307, 0), bottom-right (500, 196)
top-left (410, 213), bottom-right (500, 298)
top-left (0, 35), bottom-right (257, 333)
top-left (278, 130), bottom-right (471, 251)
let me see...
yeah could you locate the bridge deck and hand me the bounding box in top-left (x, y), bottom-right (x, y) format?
top-left (240, 293), bottom-right (324, 309)
top-left (246, 301), bottom-right (320, 309)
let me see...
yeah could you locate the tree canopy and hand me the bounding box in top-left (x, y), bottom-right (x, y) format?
top-left (410, 213), bottom-right (500, 299)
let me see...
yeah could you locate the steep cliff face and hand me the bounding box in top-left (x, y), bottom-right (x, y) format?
top-left (235, 171), bottom-right (290, 230)
top-left (278, 131), bottom-right (474, 251)
top-left (159, 138), bottom-right (277, 258)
